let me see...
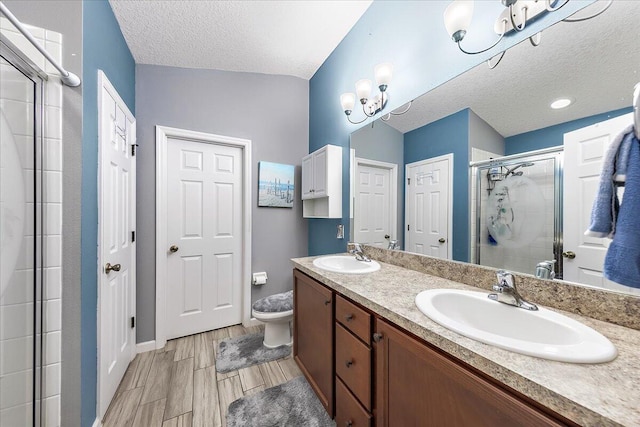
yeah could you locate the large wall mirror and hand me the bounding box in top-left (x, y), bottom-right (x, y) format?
top-left (350, 1), bottom-right (640, 295)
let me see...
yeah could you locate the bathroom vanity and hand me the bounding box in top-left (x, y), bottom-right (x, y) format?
top-left (292, 252), bottom-right (640, 426)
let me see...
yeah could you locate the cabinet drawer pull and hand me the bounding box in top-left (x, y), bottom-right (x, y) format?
top-left (345, 314), bottom-right (354, 322)
top-left (324, 299), bottom-right (331, 306)
top-left (345, 359), bottom-right (353, 368)
top-left (373, 332), bottom-right (383, 343)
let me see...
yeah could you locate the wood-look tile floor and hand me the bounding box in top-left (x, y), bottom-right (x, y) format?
top-left (102, 324), bottom-right (302, 427)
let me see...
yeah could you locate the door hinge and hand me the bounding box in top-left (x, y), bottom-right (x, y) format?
top-left (407, 178), bottom-right (410, 185)
top-left (407, 224), bottom-right (410, 231)
top-left (130, 316), bottom-right (135, 328)
top-left (131, 143), bottom-right (138, 156)
top-left (131, 231), bottom-right (136, 243)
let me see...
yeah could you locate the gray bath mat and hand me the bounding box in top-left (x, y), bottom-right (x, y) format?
top-left (227, 376), bottom-right (335, 427)
top-left (216, 332), bottom-right (291, 373)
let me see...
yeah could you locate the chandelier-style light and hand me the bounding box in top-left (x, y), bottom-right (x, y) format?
top-left (340, 63), bottom-right (411, 124)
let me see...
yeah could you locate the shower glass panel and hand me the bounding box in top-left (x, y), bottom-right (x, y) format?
top-left (0, 51), bottom-right (43, 426)
top-left (474, 150), bottom-right (563, 278)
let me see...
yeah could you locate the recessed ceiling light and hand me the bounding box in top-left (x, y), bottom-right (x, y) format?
top-left (550, 98), bottom-right (573, 109)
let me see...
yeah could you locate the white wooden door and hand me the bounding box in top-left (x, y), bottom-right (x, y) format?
top-left (563, 113), bottom-right (637, 293)
top-left (164, 138), bottom-right (243, 339)
top-left (354, 160), bottom-right (394, 247)
top-left (312, 147), bottom-right (328, 197)
top-left (405, 155), bottom-right (451, 258)
top-left (98, 71), bottom-right (136, 419)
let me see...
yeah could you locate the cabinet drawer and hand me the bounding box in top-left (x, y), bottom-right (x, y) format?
top-left (336, 323), bottom-right (371, 410)
top-left (336, 295), bottom-right (371, 343)
top-left (336, 377), bottom-right (372, 427)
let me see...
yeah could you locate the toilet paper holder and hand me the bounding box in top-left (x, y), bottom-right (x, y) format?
top-left (252, 272), bottom-right (268, 285)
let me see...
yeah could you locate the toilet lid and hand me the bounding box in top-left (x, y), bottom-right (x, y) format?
top-left (252, 290), bottom-right (293, 313)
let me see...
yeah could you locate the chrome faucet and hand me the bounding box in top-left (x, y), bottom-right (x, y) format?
top-left (488, 270), bottom-right (538, 311)
top-left (387, 239), bottom-right (399, 250)
top-left (348, 242), bottom-right (371, 262)
top-left (535, 260), bottom-right (555, 280)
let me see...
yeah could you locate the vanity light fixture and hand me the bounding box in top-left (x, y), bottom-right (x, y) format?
top-left (443, 0), bottom-right (614, 69)
top-left (340, 63), bottom-right (412, 124)
top-left (550, 98), bottom-right (573, 109)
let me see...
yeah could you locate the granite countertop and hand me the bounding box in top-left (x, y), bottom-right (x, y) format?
top-left (292, 256), bottom-right (640, 427)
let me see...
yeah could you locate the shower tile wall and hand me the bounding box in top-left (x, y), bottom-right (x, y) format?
top-left (0, 18), bottom-right (62, 427)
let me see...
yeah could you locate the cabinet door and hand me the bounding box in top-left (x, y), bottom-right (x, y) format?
top-left (312, 147), bottom-right (328, 197)
top-left (374, 319), bottom-right (567, 427)
top-left (301, 153), bottom-right (315, 200)
top-left (293, 270), bottom-right (334, 416)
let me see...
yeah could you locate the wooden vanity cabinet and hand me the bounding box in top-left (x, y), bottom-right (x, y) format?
top-left (374, 318), bottom-right (570, 427)
top-left (293, 269), bottom-right (334, 416)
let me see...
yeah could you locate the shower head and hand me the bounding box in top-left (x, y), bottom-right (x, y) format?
top-left (505, 161), bottom-right (535, 177)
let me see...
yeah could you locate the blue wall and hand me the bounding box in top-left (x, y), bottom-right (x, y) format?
top-left (82, 1), bottom-right (135, 425)
top-left (404, 109), bottom-right (470, 262)
top-left (505, 107), bottom-right (633, 155)
top-left (307, 1), bottom-right (590, 256)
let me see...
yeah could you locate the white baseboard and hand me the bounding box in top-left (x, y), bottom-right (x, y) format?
top-left (243, 317), bottom-right (263, 328)
top-left (92, 417), bottom-right (103, 427)
top-left (136, 340), bottom-right (156, 353)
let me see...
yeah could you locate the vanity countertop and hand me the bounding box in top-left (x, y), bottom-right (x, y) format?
top-left (292, 255), bottom-right (640, 427)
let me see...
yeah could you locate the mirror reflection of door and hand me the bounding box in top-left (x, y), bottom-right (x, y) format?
top-left (354, 158), bottom-right (398, 247)
top-left (563, 112), bottom-right (639, 295)
top-left (405, 154), bottom-right (452, 259)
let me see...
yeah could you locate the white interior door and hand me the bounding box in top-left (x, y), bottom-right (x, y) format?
top-left (354, 159), bottom-right (397, 247)
top-left (405, 155), bottom-right (452, 259)
top-left (563, 113), bottom-right (637, 294)
top-left (98, 71), bottom-right (136, 419)
top-left (164, 137), bottom-right (243, 339)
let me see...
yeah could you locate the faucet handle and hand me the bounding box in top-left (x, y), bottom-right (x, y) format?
top-left (496, 270), bottom-right (515, 288)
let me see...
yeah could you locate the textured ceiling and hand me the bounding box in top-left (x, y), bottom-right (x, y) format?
top-left (109, 0), bottom-right (372, 80)
top-left (385, 0), bottom-right (640, 137)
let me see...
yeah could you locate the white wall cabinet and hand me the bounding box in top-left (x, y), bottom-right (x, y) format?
top-left (302, 144), bottom-right (342, 218)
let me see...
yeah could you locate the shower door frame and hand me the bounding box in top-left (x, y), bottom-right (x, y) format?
top-left (0, 34), bottom-right (47, 426)
top-left (471, 147), bottom-right (564, 279)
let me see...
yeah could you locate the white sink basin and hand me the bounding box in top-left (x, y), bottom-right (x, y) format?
top-left (313, 255), bottom-right (380, 274)
top-left (415, 289), bottom-right (617, 363)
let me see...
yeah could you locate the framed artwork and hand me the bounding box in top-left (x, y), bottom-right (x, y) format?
top-left (258, 161), bottom-right (295, 208)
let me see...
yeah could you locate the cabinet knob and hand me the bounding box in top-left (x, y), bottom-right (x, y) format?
top-left (562, 251), bottom-right (576, 259)
top-left (345, 359), bottom-right (353, 368)
top-left (324, 299), bottom-right (331, 306)
top-left (346, 422), bottom-right (353, 427)
top-left (373, 332), bottom-right (383, 343)
top-left (345, 314), bottom-right (354, 322)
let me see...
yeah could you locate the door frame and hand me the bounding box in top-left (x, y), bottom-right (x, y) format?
top-left (97, 70), bottom-right (137, 419)
top-left (353, 157), bottom-right (399, 243)
top-left (155, 125), bottom-right (252, 349)
top-left (404, 153), bottom-right (453, 259)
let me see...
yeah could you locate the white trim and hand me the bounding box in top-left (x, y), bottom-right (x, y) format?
top-left (155, 126), bottom-right (252, 348)
top-left (92, 417), bottom-right (103, 427)
top-left (354, 157), bottom-right (399, 241)
top-left (96, 70), bottom-right (137, 420)
top-left (405, 153), bottom-right (454, 260)
top-left (136, 340), bottom-right (157, 354)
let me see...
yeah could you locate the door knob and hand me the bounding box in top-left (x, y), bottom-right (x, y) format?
top-left (169, 245), bottom-right (179, 253)
top-left (562, 251), bottom-right (576, 259)
top-left (105, 263), bottom-right (121, 274)
top-left (438, 238), bottom-right (446, 243)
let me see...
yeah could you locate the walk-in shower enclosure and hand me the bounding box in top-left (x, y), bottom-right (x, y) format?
top-left (472, 149), bottom-right (563, 278)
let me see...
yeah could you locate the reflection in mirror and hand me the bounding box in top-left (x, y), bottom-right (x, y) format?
top-left (349, 1), bottom-right (640, 295)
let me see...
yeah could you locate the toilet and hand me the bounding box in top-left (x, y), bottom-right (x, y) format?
top-left (252, 290), bottom-right (294, 348)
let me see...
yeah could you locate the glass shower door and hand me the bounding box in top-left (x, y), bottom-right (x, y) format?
top-left (0, 53), bottom-right (42, 426)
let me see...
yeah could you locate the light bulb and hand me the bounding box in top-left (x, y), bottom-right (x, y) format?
top-left (374, 63), bottom-right (393, 90)
top-left (444, 0), bottom-right (474, 42)
top-left (355, 79), bottom-right (372, 103)
top-left (340, 93), bottom-right (356, 113)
